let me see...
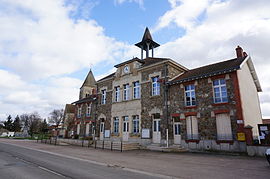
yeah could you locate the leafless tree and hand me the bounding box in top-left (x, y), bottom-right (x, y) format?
top-left (20, 112), bottom-right (42, 136)
top-left (48, 109), bottom-right (64, 128)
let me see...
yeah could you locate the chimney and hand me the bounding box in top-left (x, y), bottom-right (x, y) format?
top-left (236, 45), bottom-right (244, 58)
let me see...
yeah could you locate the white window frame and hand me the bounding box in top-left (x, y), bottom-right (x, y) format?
top-left (132, 115), bottom-right (140, 134)
top-left (86, 103), bottom-right (91, 117)
top-left (113, 117), bottom-right (119, 134)
top-left (123, 84), bottom-right (130, 101)
top-left (213, 79), bottom-right (228, 103)
top-left (115, 86), bottom-right (120, 102)
top-left (77, 106), bottom-right (81, 118)
top-left (101, 89), bottom-right (106, 104)
top-left (185, 84), bottom-right (196, 106)
top-left (152, 76), bottom-right (160, 96)
top-left (133, 81), bottom-right (140, 99)
top-left (123, 116), bottom-right (129, 132)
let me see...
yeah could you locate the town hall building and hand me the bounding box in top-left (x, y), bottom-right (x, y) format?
top-left (70, 28), bottom-right (262, 152)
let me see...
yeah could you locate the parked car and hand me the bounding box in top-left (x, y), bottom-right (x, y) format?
top-left (266, 149), bottom-right (270, 165)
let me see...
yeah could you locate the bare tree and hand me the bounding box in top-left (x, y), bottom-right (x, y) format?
top-left (20, 112), bottom-right (42, 137)
top-left (48, 109), bottom-right (64, 127)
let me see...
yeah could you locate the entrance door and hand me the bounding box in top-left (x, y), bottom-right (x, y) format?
top-left (122, 116), bottom-right (129, 141)
top-left (174, 122), bottom-right (181, 144)
top-left (100, 122), bottom-right (104, 140)
top-left (153, 119), bottom-right (161, 143)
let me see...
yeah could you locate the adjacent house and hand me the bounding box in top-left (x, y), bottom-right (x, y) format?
top-left (71, 28), bottom-right (263, 151)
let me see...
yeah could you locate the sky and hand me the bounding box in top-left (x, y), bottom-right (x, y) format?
top-left (0, 0), bottom-right (270, 120)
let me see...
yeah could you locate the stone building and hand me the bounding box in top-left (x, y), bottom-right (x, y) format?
top-left (72, 28), bottom-right (262, 151)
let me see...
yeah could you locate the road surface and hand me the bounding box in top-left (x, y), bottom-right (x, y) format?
top-left (0, 142), bottom-right (162, 179)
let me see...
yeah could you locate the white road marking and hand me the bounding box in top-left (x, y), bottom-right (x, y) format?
top-left (38, 166), bottom-right (66, 178)
top-left (0, 141), bottom-right (177, 179)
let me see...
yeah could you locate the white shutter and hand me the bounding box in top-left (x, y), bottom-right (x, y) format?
top-left (216, 113), bottom-right (232, 140)
top-left (85, 123), bottom-right (89, 136)
top-left (186, 116), bottom-right (192, 137)
top-left (191, 116), bottom-right (198, 135)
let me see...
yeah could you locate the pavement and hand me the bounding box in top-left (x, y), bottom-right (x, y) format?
top-left (0, 138), bottom-right (269, 179)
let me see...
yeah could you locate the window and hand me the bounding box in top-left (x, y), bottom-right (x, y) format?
top-left (123, 84), bottom-right (130, 101)
top-left (113, 117), bottom-right (119, 134)
top-left (186, 116), bottom-right (198, 139)
top-left (85, 93), bottom-right (90, 97)
top-left (123, 116), bottom-right (129, 132)
top-left (77, 106), bottom-right (81, 118)
top-left (174, 123), bottom-right (181, 135)
top-left (132, 115), bottom-right (140, 133)
top-left (115, 86), bottom-right (120, 102)
top-left (185, 84), bottom-right (196, 106)
top-left (101, 89), bottom-right (106, 104)
top-left (152, 76), bottom-right (160, 96)
top-left (213, 79), bottom-right (228, 103)
top-left (86, 104), bottom-right (91, 117)
top-left (133, 81), bottom-right (140, 99)
top-left (216, 113), bottom-right (232, 140)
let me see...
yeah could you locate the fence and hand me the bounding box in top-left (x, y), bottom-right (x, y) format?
top-left (37, 138), bottom-right (140, 152)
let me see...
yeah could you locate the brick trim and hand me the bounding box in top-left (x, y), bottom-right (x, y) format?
top-left (214, 109), bottom-right (230, 114)
top-left (212, 102), bottom-right (229, 106)
top-left (184, 112), bottom-right (197, 117)
top-left (182, 81), bottom-right (195, 86)
top-left (211, 74), bottom-right (226, 80)
top-left (171, 113), bottom-right (180, 117)
top-left (184, 106), bottom-right (197, 109)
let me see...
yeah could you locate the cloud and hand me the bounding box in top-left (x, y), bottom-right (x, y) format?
top-left (154, 0), bottom-right (270, 118)
top-left (0, 0), bottom-right (132, 80)
top-left (0, 0), bottom-right (135, 119)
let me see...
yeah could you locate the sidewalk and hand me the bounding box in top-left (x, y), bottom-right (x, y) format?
top-left (0, 138), bottom-right (269, 179)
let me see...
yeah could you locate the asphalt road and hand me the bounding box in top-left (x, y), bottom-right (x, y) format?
top-left (0, 142), bottom-right (161, 179)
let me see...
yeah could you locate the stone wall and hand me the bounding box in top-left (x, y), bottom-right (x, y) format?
top-left (97, 78), bottom-right (113, 135)
top-left (169, 72), bottom-right (241, 142)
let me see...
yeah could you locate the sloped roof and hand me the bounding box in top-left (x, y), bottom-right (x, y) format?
top-left (72, 94), bottom-right (97, 105)
top-left (81, 69), bottom-right (96, 88)
top-left (169, 57), bottom-right (246, 85)
top-left (114, 57), bottom-right (144, 68)
top-left (64, 104), bottom-right (75, 113)
top-left (97, 72), bottom-right (115, 82)
top-left (135, 27), bottom-right (160, 50)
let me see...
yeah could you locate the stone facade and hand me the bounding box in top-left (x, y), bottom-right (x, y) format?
top-left (70, 29), bottom-right (262, 152)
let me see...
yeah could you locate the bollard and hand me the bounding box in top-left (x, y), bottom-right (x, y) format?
top-left (55, 137), bottom-right (57, 146)
top-left (82, 140), bottom-right (84, 147)
top-left (121, 141), bottom-right (123, 152)
top-left (94, 140), bottom-right (97, 149)
top-left (102, 140), bottom-right (104, 149)
top-left (111, 141), bottom-right (113, 151)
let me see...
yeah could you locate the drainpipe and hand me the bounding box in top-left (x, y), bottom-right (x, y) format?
top-left (164, 63), bottom-right (169, 148)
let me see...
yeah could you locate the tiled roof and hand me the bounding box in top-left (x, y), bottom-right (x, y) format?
top-left (72, 95), bottom-right (97, 104)
top-left (169, 57), bottom-right (246, 85)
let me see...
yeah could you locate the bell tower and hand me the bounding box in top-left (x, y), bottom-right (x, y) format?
top-left (135, 27), bottom-right (160, 59)
top-left (79, 69), bottom-right (96, 99)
